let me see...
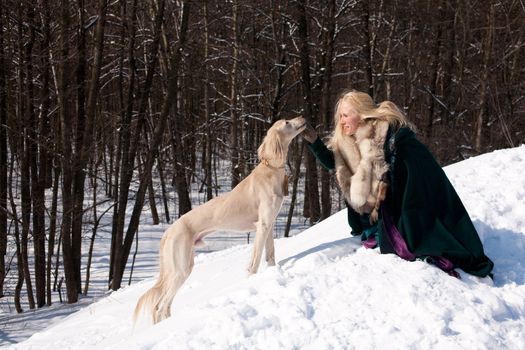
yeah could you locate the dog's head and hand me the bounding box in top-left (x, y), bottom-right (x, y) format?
top-left (274, 116), bottom-right (307, 143)
top-left (258, 117), bottom-right (306, 166)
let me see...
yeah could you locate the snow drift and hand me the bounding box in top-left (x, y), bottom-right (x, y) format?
top-left (8, 145), bottom-right (525, 350)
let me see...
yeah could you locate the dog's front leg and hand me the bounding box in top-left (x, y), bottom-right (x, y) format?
top-left (264, 223), bottom-right (276, 267)
top-left (247, 218), bottom-right (271, 275)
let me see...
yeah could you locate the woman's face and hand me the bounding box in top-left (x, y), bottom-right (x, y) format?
top-left (339, 100), bottom-right (361, 136)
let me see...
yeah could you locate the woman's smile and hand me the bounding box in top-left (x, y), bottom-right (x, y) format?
top-left (339, 101), bottom-right (361, 136)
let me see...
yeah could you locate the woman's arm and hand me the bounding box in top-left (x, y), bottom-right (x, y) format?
top-left (307, 137), bottom-right (335, 170)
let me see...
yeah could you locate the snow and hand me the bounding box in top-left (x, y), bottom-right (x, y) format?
top-left (3, 145), bottom-right (525, 349)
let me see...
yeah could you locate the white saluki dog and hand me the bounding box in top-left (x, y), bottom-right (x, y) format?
top-left (134, 116), bottom-right (306, 324)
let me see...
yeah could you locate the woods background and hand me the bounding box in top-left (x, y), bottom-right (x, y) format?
top-left (0, 0), bottom-right (523, 312)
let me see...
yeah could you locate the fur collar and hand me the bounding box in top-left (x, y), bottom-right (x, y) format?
top-left (332, 119), bottom-right (390, 221)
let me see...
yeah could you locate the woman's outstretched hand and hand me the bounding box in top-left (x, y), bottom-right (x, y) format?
top-left (301, 123), bottom-right (318, 143)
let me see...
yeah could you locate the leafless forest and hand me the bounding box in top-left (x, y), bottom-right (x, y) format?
top-left (0, 0), bottom-right (523, 312)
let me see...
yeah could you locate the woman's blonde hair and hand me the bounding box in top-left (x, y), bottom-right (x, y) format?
top-left (329, 90), bottom-right (414, 147)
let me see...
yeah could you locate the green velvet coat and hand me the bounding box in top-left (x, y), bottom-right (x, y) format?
top-left (308, 128), bottom-right (494, 277)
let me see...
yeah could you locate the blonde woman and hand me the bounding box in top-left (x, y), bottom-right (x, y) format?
top-left (303, 90), bottom-right (493, 278)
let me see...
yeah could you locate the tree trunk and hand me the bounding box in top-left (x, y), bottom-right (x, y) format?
top-left (269, 0), bottom-right (287, 123)
top-left (58, 0), bottom-right (79, 303)
top-left (39, 0), bottom-right (55, 307)
top-left (110, 0), bottom-right (162, 288)
top-left (47, 166), bottom-right (60, 305)
top-left (172, 134), bottom-right (192, 217)
top-left (9, 153), bottom-right (24, 313)
top-left (70, 0), bottom-right (88, 295)
top-left (230, 0), bottom-right (241, 189)
top-left (148, 176), bottom-right (160, 225)
top-left (17, 2), bottom-right (36, 310)
top-left (84, 160), bottom-right (99, 295)
top-left (296, 0), bottom-right (320, 224)
top-left (425, 0), bottom-right (445, 141)
top-left (0, 0), bottom-right (7, 298)
top-left (361, 0), bottom-right (374, 97)
top-left (203, 2), bottom-right (213, 201)
top-left (111, 1), bottom-right (190, 291)
top-left (24, 4), bottom-right (47, 308)
top-left (71, 0), bottom-right (108, 295)
top-left (160, 6), bottom-right (191, 218)
top-left (319, 0), bottom-right (336, 220)
top-left (285, 142), bottom-right (303, 237)
top-left (157, 160), bottom-right (170, 223)
top-left (474, 5), bottom-right (494, 153)
top-left (39, 0), bottom-right (53, 300)
top-left (109, 0), bottom-right (137, 286)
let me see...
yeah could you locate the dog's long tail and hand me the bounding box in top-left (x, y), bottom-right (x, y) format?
top-left (133, 278), bottom-right (165, 326)
top-left (133, 221), bottom-right (194, 326)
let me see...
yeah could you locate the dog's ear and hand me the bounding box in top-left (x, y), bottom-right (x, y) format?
top-left (258, 127), bottom-right (285, 164)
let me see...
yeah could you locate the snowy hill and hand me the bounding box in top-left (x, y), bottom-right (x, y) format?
top-left (8, 146), bottom-right (525, 350)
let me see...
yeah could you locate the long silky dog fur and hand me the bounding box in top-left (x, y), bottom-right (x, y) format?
top-left (133, 117), bottom-right (306, 325)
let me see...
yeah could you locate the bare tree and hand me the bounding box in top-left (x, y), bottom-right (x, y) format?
top-left (0, 0), bottom-right (7, 298)
top-left (109, 0), bottom-right (141, 287)
top-left (295, 0), bottom-right (320, 224)
top-left (111, 0), bottom-right (190, 291)
top-left (9, 153), bottom-right (24, 313)
top-left (474, 4), bottom-right (494, 153)
top-left (230, 0), bottom-right (242, 188)
top-left (57, 0), bottom-right (79, 303)
top-left (203, 2), bottom-right (213, 201)
top-left (318, 0), bottom-right (336, 220)
top-left (17, 1), bottom-right (36, 310)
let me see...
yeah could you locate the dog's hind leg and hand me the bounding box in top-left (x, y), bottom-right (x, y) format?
top-left (152, 225), bottom-right (195, 323)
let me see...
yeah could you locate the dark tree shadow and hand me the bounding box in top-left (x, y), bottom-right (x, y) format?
top-left (278, 236), bottom-right (362, 268)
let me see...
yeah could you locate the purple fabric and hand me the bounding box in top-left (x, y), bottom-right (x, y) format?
top-left (381, 205), bottom-right (415, 261)
top-left (381, 205), bottom-right (460, 278)
top-left (430, 256), bottom-right (454, 271)
top-left (429, 256), bottom-right (460, 278)
top-left (362, 236), bottom-right (377, 249)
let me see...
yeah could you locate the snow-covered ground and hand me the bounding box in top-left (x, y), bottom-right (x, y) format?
top-left (3, 145), bottom-right (525, 349)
